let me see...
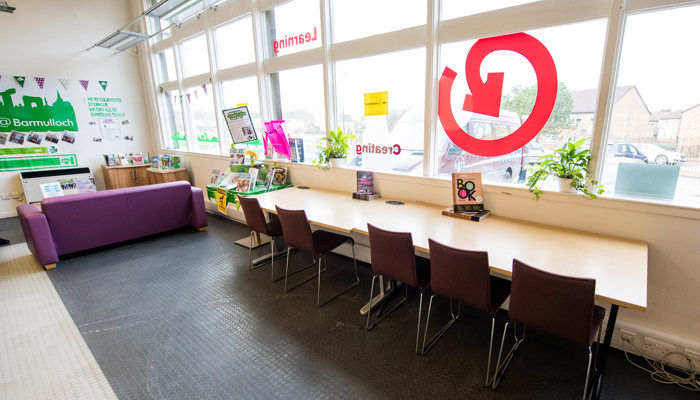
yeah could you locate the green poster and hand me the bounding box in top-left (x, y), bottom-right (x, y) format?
top-left (0, 154), bottom-right (78, 172)
top-left (0, 88), bottom-right (78, 133)
top-left (0, 147), bottom-right (48, 155)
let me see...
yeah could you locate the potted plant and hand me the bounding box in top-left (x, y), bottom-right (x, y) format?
top-left (526, 138), bottom-right (604, 200)
top-left (313, 126), bottom-right (356, 170)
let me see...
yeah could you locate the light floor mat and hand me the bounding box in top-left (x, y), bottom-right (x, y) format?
top-left (0, 243), bottom-right (117, 400)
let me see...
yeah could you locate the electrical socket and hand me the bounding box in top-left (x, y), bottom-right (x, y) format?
top-left (620, 329), bottom-right (636, 344)
top-left (10, 192), bottom-right (20, 199)
top-left (0, 193), bottom-right (10, 200)
top-left (642, 337), bottom-right (676, 359)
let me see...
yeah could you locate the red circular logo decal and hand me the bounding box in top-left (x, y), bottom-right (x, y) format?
top-left (438, 32), bottom-right (558, 157)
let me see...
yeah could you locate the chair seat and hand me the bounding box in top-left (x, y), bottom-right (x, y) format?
top-left (415, 256), bottom-right (431, 289)
top-left (489, 276), bottom-right (512, 313)
top-left (266, 218), bottom-right (283, 238)
top-left (311, 229), bottom-right (352, 254)
top-left (590, 305), bottom-right (606, 346)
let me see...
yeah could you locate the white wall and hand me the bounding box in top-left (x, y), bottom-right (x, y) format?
top-left (0, 0), bottom-right (156, 217)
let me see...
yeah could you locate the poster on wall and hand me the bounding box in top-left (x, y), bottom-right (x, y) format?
top-left (86, 96), bottom-right (127, 141)
top-left (0, 79), bottom-right (78, 133)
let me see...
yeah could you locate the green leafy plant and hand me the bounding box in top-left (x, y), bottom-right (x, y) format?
top-left (526, 138), bottom-right (604, 200)
top-left (313, 126), bottom-right (356, 170)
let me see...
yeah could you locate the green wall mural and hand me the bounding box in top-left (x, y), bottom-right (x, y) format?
top-left (0, 88), bottom-right (78, 133)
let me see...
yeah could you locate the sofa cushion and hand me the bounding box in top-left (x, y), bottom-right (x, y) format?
top-left (41, 181), bottom-right (195, 256)
top-left (42, 190), bottom-right (132, 255)
top-left (124, 181), bottom-right (193, 238)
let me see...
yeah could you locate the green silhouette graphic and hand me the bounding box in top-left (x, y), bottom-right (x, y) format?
top-left (172, 131), bottom-right (186, 141)
top-left (0, 88), bottom-right (78, 132)
top-left (197, 132), bottom-right (219, 143)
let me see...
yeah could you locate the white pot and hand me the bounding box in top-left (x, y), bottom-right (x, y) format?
top-left (558, 178), bottom-right (577, 193)
top-left (330, 158), bottom-right (346, 168)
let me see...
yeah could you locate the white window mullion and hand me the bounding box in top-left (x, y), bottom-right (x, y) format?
top-left (321, 0), bottom-right (336, 135)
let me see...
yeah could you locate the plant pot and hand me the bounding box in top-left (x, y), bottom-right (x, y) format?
top-left (558, 178), bottom-right (577, 193)
top-left (330, 158), bottom-right (346, 168)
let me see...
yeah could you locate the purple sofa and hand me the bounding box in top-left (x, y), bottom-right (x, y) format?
top-left (17, 181), bottom-right (207, 269)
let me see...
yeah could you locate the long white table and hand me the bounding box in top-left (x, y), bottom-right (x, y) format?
top-left (253, 186), bottom-right (648, 398)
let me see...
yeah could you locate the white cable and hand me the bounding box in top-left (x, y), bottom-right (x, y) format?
top-left (622, 339), bottom-right (700, 391)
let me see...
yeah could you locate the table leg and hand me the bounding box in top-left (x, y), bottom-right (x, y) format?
top-left (360, 276), bottom-right (395, 315)
top-left (592, 304), bottom-right (618, 400)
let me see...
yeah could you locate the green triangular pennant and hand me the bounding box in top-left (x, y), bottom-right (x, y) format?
top-left (99, 80), bottom-right (108, 91)
top-left (14, 76), bottom-right (25, 87)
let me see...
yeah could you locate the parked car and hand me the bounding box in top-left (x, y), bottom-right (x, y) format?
top-left (527, 142), bottom-right (549, 164)
top-left (633, 143), bottom-right (686, 165)
top-left (606, 143), bottom-right (648, 164)
top-left (435, 110), bottom-right (529, 182)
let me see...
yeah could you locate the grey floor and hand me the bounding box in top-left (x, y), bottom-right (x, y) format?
top-left (4, 214), bottom-right (697, 399)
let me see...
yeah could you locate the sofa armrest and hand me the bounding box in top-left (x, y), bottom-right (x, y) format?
top-left (17, 204), bottom-right (59, 269)
top-left (190, 187), bottom-right (208, 229)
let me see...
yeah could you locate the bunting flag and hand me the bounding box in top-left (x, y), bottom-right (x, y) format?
top-left (186, 93), bottom-right (191, 103)
top-left (194, 90), bottom-right (199, 100)
top-left (59, 78), bottom-right (71, 90)
top-left (14, 76), bottom-right (25, 87)
top-left (34, 77), bottom-right (46, 89)
top-left (201, 83), bottom-right (208, 95)
top-left (79, 80), bottom-right (89, 91)
top-left (99, 80), bottom-right (108, 91)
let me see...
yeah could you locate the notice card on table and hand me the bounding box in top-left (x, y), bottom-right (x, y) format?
top-left (40, 182), bottom-right (64, 199)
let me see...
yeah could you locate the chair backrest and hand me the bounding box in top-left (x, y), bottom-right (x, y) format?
top-left (428, 238), bottom-right (493, 312)
top-left (238, 195), bottom-right (271, 235)
top-left (367, 223), bottom-right (419, 287)
top-left (275, 206), bottom-right (315, 253)
top-left (509, 259), bottom-right (597, 348)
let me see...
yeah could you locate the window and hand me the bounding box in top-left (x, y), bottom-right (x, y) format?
top-left (220, 77), bottom-right (264, 155)
top-left (335, 48), bottom-right (426, 174)
top-left (435, 19), bottom-right (607, 185)
top-left (215, 17), bottom-right (255, 69)
top-left (603, 5), bottom-right (700, 205)
top-left (157, 48), bottom-right (177, 83)
top-left (163, 90), bottom-right (186, 150)
top-left (265, 0), bottom-right (320, 58)
top-left (187, 83), bottom-right (219, 154)
top-left (331, 0), bottom-right (426, 43)
top-left (270, 65), bottom-right (325, 163)
top-left (180, 34), bottom-right (210, 77)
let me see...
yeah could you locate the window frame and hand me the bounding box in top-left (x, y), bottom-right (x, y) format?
top-left (141, 0), bottom-right (700, 210)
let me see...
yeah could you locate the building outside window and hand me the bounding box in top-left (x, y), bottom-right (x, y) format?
top-left (602, 5), bottom-right (700, 205)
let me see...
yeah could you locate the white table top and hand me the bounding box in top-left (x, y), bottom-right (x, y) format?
top-left (254, 186), bottom-right (648, 311)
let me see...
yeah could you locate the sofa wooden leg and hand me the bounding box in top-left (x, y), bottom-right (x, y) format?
top-left (44, 263), bottom-right (57, 270)
top-left (197, 227), bottom-right (207, 232)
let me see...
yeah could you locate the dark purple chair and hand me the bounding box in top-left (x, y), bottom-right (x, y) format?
top-left (238, 195), bottom-right (284, 280)
top-left (366, 223), bottom-right (430, 354)
top-left (492, 259), bottom-right (605, 399)
top-left (275, 206), bottom-right (359, 307)
top-left (422, 239), bottom-right (511, 386)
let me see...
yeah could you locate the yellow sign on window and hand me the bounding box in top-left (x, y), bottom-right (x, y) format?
top-left (364, 91), bottom-right (388, 116)
top-left (217, 187), bottom-right (228, 213)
